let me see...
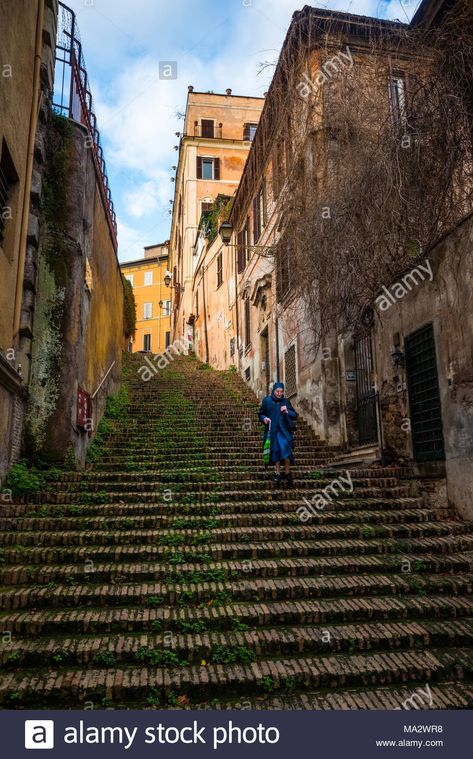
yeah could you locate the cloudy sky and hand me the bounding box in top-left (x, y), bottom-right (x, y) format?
top-left (62, 0), bottom-right (421, 262)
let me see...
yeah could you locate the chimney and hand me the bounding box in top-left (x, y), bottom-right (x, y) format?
top-left (188, 85), bottom-right (194, 92)
top-left (226, 88), bottom-right (232, 96)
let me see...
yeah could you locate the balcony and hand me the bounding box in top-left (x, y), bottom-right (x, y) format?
top-left (193, 121), bottom-right (223, 139)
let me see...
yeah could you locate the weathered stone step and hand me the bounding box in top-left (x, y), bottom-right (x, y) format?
top-left (3, 619), bottom-right (473, 669)
top-left (2, 550), bottom-right (473, 586)
top-left (51, 474), bottom-right (404, 491)
top-left (2, 594), bottom-right (471, 636)
top-left (23, 484), bottom-right (418, 505)
top-left (183, 681), bottom-right (473, 710)
top-left (1, 647), bottom-right (472, 707)
top-left (7, 496), bottom-right (427, 518)
top-left (1, 572), bottom-right (472, 610)
top-left (1, 519), bottom-right (471, 550)
top-left (3, 503), bottom-right (433, 527)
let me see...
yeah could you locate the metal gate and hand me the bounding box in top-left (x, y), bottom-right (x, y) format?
top-left (405, 324), bottom-right (445, 462)
top-left (354, 331), bottom-right (378, 445)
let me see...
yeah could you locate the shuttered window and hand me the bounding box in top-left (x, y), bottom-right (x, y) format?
top-left (244, 297), bottom-right (251, 349)
top-left (284, 344), bottom-right (297, 398)
top-left (201, 119), bottom-right (215, 138)
top-left (237, 221), bottom-right (248, 274)
top-left (216, 252), bottom-right (223, 288)
top-left (197, 157), bottom-right (220, 180)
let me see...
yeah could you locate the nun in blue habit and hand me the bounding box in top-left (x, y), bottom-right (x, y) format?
top-left (258, 381), bottom-right (298, 484)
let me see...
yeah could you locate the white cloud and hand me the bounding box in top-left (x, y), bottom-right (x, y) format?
top-left (63, 0), bottom-right (421, 261)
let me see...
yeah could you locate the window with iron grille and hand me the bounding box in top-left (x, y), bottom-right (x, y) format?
top-left (0, 139), bottom-right (18, 244)
top-left (284, 344), bottom-right (297, 398)
top-left (244, 297), bottom-right (251, 350)
top-left (216, 252), bottom-right (223, 288)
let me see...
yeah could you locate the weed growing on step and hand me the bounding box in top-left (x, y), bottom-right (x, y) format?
top-left (4, 460), bottom-right (44, 499)
top-left (91, 651), bottom-right (117, 666)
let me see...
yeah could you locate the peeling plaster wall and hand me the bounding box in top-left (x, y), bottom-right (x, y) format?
top-left (26, 115), bottom-right (125, 466)
top-left (373, 214), bottom-right (473, 519)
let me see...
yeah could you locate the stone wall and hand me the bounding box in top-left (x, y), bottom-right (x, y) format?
top-left (25, 113), bottom-right (125, 466)
top-left (373, 213), bottom-right (473, 519)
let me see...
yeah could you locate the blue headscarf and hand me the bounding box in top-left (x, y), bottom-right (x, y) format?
top-left (271, 381), bottom-right (285, 401)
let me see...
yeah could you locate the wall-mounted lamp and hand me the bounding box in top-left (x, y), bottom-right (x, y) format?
top-left (391, 346), bottom-right (405, 369)
top-left (219, 220), bottom-right (233, 245)
top-left (164, 273), bottom-right (172, 287)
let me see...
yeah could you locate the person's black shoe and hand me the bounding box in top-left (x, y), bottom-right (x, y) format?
top-left (273, 473), bottom-right (282, 484)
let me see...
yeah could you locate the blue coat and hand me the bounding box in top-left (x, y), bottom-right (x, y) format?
top-left (258, 394), bottom-right (298, 463)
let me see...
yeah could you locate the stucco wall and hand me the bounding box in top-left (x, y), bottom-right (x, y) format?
top-left (26, 116), bottom-right (125, 465)
top-left (373, 214), bottom-right (473, 519)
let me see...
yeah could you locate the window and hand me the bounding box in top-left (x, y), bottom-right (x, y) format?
top-left (244, 296), bottom-right (251, 350)
top-left (124, 274), bottom-right (134, 286)
top-left (197, 157), bottom-right (220, 180)
top-left (216, 252), bottom-right (223, 288)
top-left (252, 183), bottom-right (265, 245)
top-left (230, 337), bottom-right (235, 357)
top-left (276, 239), bottom-right (292, 302)
top-left (201, 201), bottom-right (213, 215)
top-left (284, 344), bottom-right (297, 398)
top-left (388, 74), bottom-right (407, 124)
top-left (143, 334), bottom-right (151, 351)
top-left (272, 138), bottom-right (286, 198)
top-left (201, 119), bottom-right (215, 138)
top-left (243, 122), bottom-right (258, 141)
top-left (144, 271), bottom-right (153, 286)
top-left (237, 220), bottom-right (248, 274)
top-left (244, 366), bottom-right (251, 381)
top-left (0, 139), bottom-right (18, 243)
top-left (143, 302), bottom-right (153, 319)
top-left (165, 331), bottom-right (171, 349)
top-left (162, 299), bottom-right (171, 316)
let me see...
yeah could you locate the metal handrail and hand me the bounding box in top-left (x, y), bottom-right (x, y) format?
top-left (91, 361), bottom-right (116, 400)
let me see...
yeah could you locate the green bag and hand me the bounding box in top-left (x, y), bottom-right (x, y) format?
top-left (263, 421), bottom-right (271, 466)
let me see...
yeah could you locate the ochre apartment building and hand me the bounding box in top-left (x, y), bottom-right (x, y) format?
top-left (121, 242), bottom-right (171, 354)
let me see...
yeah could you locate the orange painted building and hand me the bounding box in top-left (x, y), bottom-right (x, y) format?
top-left (169, 88), bottom-right (264, 345)
top-left (121, 242), bottom-right (171, 354)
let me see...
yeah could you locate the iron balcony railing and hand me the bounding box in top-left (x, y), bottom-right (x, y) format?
top-left (53, 2), bottom-right (117, 251)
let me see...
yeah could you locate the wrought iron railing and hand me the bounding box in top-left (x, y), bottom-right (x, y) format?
top-left (53, 2), bottom-right (117, 251)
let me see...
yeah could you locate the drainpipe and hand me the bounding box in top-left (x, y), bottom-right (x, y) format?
top-left (201, 264), bottom-right (209, 364)
top-left (275, 313), bottom-right (280, 382)
top-left (13, 0), bottom-right (45, 342)
top-left (233, 239), bottom-right (241, 373)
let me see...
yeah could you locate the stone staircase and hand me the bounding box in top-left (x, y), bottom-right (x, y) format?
top-left (0, 352), bottom-right (472, 709)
